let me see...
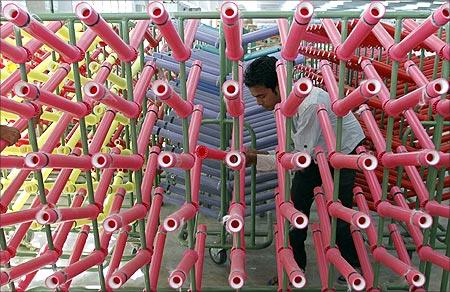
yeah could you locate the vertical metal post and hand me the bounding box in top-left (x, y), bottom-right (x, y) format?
top-left (121, 19), bottom-right (151, 292)
top-left (67, 19), bottom-right (107, 291)
top-left (372, 18), bottom-right (402, 288)
top-left (178, 17), bottom-right (197, 292)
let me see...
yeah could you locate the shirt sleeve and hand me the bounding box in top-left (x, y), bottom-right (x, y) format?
top-left (256, 153), bottom-right (277, 172)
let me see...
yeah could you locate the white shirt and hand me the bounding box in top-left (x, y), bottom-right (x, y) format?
top-left (256, 86), bottom-right (365, 172)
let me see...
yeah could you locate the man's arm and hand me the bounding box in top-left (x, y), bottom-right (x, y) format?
top-left (245, 149), bottom-right (277, 172)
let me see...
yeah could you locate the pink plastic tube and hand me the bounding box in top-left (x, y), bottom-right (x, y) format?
top-left (229, 248), bottom-right (246, 289)
top-left (381, 149), bottom-right (440, 168)
top-left (149, 226), bottom-right (167, 291)
top-left (372, 247), bottom-right (425, 287)
top-left (152, 80), bottom-right (193, 118)
top-left (333, 79), bottom-right (381, 116)
top-left (351, 226), bottom-right (375, 289)
top-left (418, 245), bottom-right (450, 271)
top-left (130, 20), bottom-right (151, 50)
top-left (404, 60), bottom-right (428, 87)
top-left (89, 111), bottom-right (115, 154)
top-left (314, 188), bottom-right (331, 245)
top-left (360, 59), bottom-right (391, 104)
top-left (145, 188), bottom-right (163, 249)
top-left (0, 39), bottom-right (32, 63)
top-left (103, 204), bottom-right (147, 233)
top-left (222, 79), bottom-right (244, 117)
top-left (0, 96), bottom-right (38, 119)
top-left (1, 65), bottom-right (30, 96)
top-left (0, 22), bottom-right (14, 39)
top-left (187, 60), bottom-right (202, 103)
top-left (396, 146), bottom-right (429, 206)
top-left (168, 249), bottom-right (198, 289)
top-left (316, 106), bottom-right (337, 155)
top-left (274, 104), bottom-right (286, 150)
top-left (311, 224), bottom-right (331, 290)
top-left (388, 224), bottom-right (412, 264)
top-left (321, 19), bottom-right (341, 49)
top-left (389, 3), bottom-right (450, 61)
top-left (276, 194), bottom-right (308, 229)
top-left (0, 156), bottom-right (25, 169)
top-left (188, 105), bottom-right (204, 151)
top-left (185, 19), bottom-right (200, 50)
top-left (378, 201), bottom-right (432, 229)
top-left (141, 147), bottom-right (161, 206)
top-left (15, 81), bottom-right (89, 118)
top-left (93, 170), bottom-right (117, 210)
top-left (76, 28), bottom-right (98, 53)
top-left (191, 155), bottom-right (203, 205)
top-left (314, 148), bottom-right (334, 202)
top-left (36, 197), bottom-right (99, 225)
top-left (430, 98), bottom-right (450, 118)
top-left (279, 247), bottom-right (307, 288)
top-left (195, 224), bottom-right (207, 291)
top-left (326, 248), bottom-right (366, 291)
top-left (280, 78), bottom-right (313, 117)
top-left (195, 145), bottom-right (227, 160)
top-left (336, 2), bottom-right (385, 60)
top-left (106, 225), bottom-right (131, 282)
top-left (402, 110), bottom-right (436, 150)
top-left (273, 224), bottom-right (284, 287)
top-left (42, 63), bottom-right (72, 92)
top-left (109, 248), bottom-right (152, 289)
top-left (0, 201), bottom-right (42, 228)
top-left (158, 152), bottom-right (195, 169)
top-left (92, 152), bottom-right (144, 170)
top-left (353, 189), bottom-right (380, 247)
top-left (1, 250), bottom-right (60, 285)
top-left (319, 60), bottom-right (339, 103)
top-left (383, 78), bottom-right (449, 116)
top-left (75, 2), bottom-right (136, 62)
top-left (330, 152), bottom-right (378, 171)
top-left (328, 201), bottom-right (371, 229)
top-left (403, 19), bottom-right (449, 60)
top-left (84, 81), bottom-right (140, 118)
top-left (46, 250), bottom-right (105, 289)
top-left (372, 23), bottom-right (395, 53)
top-left (225, 150), bottom-right (245, 171)
top-left (276, 19), bottom-right (289, 47)
top-left (220, 1), bottom-right (244, 61)
top-left (281, 1), bottom-right (314, 61)
top-left (24, 152), bottom-right (92, 170)
top-left (357, 105), bottom-right (386, 155)
top-left (147, 1), bottom-right (191, 61)
top-left (137, 105), bottom-right (159, 155)
top-left (434, 152), bottom-right (450, 169)
top-left (279, 151), bottom-right (311, 170)
top-left (60, 225), bottom-right (91, 291)
top-left (424, 200), bottom-right (450, 219)
top-left (226, 202), bottom-right (245, 233)
top-left (133, 61), bottom-right (157, 106)
top-left (164, 203), bottom-right (198, 232)
top-left (3, 3), bottom-right (83, 63)
top-left (276, 60), bottom-right (287, 102)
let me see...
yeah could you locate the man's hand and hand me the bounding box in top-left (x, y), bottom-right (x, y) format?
top-left (0, 125), bottom-right (21, 146)
top-left (245, 149), bottom-right (269, 166)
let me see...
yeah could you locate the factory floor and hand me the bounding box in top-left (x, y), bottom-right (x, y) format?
top-left (17, 202), bottom-right (446, 291)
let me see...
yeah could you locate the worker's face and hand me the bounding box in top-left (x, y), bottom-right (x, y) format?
top-left (249, 85), bottom-right (280, 111)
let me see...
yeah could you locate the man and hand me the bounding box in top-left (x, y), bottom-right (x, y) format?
top-left (244, 56), bottom-right (364, 282)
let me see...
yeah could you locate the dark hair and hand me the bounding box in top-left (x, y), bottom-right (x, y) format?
top-left (244, 56), bottom-right (278, 91)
